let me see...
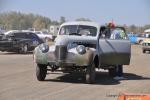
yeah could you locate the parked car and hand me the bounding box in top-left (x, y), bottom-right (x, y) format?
top-left (136, 33), bottom-right (145, 44)
top-left (0, 33), bottom-right (4, 40)
top-left (127, 33), bottom-right (137, 44)
top-left (0, 31), bottom-right (43, 53)
top-left (127, 33), bottom-right (145, 44)
top-left (33, 21), bottom-right (131, 83)
top-left (34, 31), bottom-right (53, 42)
top-left (142, 34), bottom-right (150, 53)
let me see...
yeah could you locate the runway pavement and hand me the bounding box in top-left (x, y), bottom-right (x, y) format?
top-left (0, 45), bottom-right (150, 100)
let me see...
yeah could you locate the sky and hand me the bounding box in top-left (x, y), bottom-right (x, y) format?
top-left (0, 0), bottom-right (150, 26)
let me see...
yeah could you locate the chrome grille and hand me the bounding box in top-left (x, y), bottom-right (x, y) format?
top-left (55, 45), bottom-right (67, 61)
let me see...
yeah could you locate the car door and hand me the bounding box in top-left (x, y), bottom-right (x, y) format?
top-left (99, 27), bottom-right (131, 65)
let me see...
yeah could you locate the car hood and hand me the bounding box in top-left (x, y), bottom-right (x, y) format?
top-left (55, 35), bottom-right (97, 46)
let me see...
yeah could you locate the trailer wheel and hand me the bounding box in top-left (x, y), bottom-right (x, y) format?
top-left (36, 64), bottom-right (47, 81)
top-left (86, 62), bottom-right (96, 84)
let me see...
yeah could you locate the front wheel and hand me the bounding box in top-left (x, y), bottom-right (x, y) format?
top-left (86, 62), bottom-right (96, 84)
top-left (36, 64), bottom-right (47, 81)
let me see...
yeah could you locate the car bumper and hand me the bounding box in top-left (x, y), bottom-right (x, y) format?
top-left (142, 46), bottom-right (150, 51)
top-left (48, 60), bottom-right (75, 67)
top-left (34, 49), bottom-right (94, 67)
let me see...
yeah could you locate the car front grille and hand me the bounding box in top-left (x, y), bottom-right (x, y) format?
top-left (55, 45), bottom-right (67, 61)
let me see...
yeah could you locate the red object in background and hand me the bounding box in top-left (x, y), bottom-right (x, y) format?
top-left (118, 93), bottom-right (150, 100)
top-left (108, 22), bottom-right (115, 28)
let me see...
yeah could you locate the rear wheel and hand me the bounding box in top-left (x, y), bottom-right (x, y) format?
top-left (86, 62), bottom-right (96, 84)
top-left (143, 50), bottom-right (146, 53)
top-left (20, 44), bottom-right (28, 54)
top-left (108, 67), bottom-right (116, 77)
top-left (36, 64), bottom-right (47, 81)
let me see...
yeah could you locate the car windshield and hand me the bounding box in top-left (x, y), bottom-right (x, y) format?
top-left (59, 25), bottom-right (97, 36)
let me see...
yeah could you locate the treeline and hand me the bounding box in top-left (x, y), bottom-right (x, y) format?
top-left (0, 12), bottom-right (65, 31)
top-left (0, 11), bottom-right (150, 33)
top-left (125, 24), bottom-right (150, 33)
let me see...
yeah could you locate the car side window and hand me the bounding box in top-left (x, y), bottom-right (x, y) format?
top-left (14, 32), bottom-right (27, 38)
top-left (28, 33), bottom-right (41, 45)
top-left (99, 26), bottom-right (111, 39)
top-left (27, 33), bottom-right (38, 39)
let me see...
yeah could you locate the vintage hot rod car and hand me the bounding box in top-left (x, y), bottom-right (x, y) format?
top-left (33, 21), bottom-right (131, 83)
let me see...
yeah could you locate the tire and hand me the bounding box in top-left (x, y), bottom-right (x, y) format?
top-left (108, 67), bottom-right (116, 77)
top-left (86, 62), bottom-right (96, 84)
top-left (36, 64), bottom-right (47, 81)
top-left (20, 44), bottom-right (28, 54)
top-left (143, 50), bottom-right (146, 53)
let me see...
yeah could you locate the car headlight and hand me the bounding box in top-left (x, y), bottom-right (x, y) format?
top-left (39, 43), bottom-right (49, 53)
top-left (76, 45), bottom-right (86, 54)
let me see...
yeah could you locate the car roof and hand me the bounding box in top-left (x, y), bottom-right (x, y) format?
top-left (4, 30), bottom-right (33, 35)
top-left (60, 21), bottom-right (100, 28)
top-left (34, 31), bottom-right (42, 33)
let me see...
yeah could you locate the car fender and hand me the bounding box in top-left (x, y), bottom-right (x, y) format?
top-left (68, 47), bottom-right (97, 66)
top-left (34, 46), bottom-right (49, 65)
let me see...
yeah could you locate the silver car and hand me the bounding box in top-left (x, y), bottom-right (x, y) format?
top-left (33, 21), bottom-right (131, 84)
